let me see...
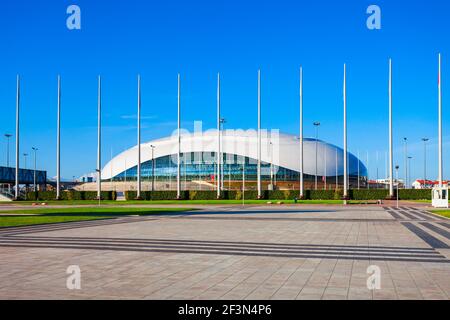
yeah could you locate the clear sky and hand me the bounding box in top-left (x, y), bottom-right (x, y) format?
top-left (0, 0), bottom-right (448, 182)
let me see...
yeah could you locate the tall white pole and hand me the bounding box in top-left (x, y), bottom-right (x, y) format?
top-left (343, 64), bottom-right (348, 199)
top-left (299, 67), bottom-right (304, 198)
top-left (367, 151), bottom-right (370, 190)
top-left (217, 73), bottom-right (221, 199)
top-left (137, 75), bottom-right (141, 199)
top-left (335, 149), bottom-right (338, 190)
top-left (324, 146), bottom-right (327, 190)
top-left (15, 75), bottom-right (20, 200)
top-left (438, 53), bottom-right (443, 188)
top-left (97, 76), bottom-right (102, 200)
top-left (389, 59), bottom-right (394, 198)
top-left (257, 70), bottom-right (262, 198)
top-left (177, 74), bottom-right (181, 199)
top-left (56, 75), bottom-right (61, 200)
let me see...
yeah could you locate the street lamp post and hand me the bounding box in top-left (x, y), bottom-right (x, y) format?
top-left (32, 147), bottom-right (38, 192)
top-left (403, 137), bottom-right (408, 189)
top-left (313, 122), bottom-right (321, 190)
top-left (395, 165), bottom-right (400, 208)
top-left (422, 138), bottom-right (429, 187)
top-left (408, 156), bottom-right (413, 188)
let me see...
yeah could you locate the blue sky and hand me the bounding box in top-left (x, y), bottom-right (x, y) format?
top-left (0, 0), bottom-right (448, 181)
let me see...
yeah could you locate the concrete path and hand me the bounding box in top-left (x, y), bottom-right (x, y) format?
top-left (0, 205), bottom-right (449, 300)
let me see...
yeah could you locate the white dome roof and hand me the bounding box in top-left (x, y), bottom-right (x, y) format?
top-left (101, 130), bottom-right (366, 179)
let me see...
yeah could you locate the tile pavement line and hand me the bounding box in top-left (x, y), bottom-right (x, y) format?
top-left (396, 209), bottom-right (423, 221)
top-left (438, 222), bottom-right (450, 230)
top-left (1, 242), bottom-right (447, 263)
top-left (419, 222), bottom-right (450, 240)
top-left (406, 210), bottom-right (440, 221)
top-left (383, 208), bottom-right (406, 220)
top-left (177, 216), bottom-right (396, 223)
top-left (401, 222), bottom-right (450, 249)
top-left (4, 235), bottom-right (438, 253)
top-left (0, 238), bottom-right (443, 259)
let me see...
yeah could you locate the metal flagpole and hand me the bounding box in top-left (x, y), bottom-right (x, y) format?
top-left (15, 75), bottom-right (20, 200)
top-left (385, 150), bottom-right (388, 189)
top-left (422, 138), bottom-right (429, 185)
top-left (177, 74), bottom-right (181, 199)
top-left (136, 75), bottom-right (141, 199)
top-left (217, 73), bottom-right (221, 199)
top-left (335, 149), bottom-right (338, 191)
top-left (56, 75), bottom-right (61, 200)
top-left (32, 147), bottom-right (38, 192)
top-left (376, 150), bottom-right (379, 188)
top-left (97, 76), bottom-right (102, 200)
top-left (299, 67), bottom-right (304, 198)
top-left (257, 70), bottom-right (262, 198)
top-left (438, 53), bottom-right (443, 188)
top-left (389, 59), bottom-right (394, 198)
top-left (343, 64), bottom-right (348, 200)
top-left (367, 151), bottom-right (370, 190)
top-left (324, 146), bottom-right (327, 190)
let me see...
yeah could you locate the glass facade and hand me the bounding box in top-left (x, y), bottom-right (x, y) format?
top-left (0, 166), bottom-right (47, 185)
top-left (110, 152), bottom-right (368, 189)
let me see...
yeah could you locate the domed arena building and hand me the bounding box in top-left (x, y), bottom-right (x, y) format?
top-left (100, 130), bottom-right (368, 192)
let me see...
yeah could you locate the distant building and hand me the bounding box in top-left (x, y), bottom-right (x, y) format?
top-left (373, 178), bottom-right (404, 189)
top-left (412, 180), bottom-right (449, 189)
top-left (78, 173), bottom-right (97, 183)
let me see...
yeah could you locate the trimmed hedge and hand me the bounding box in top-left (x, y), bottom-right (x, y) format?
top-left (26, 189), bottom-right (433, 201)
top-left (124, 191), bottom-right (189, 200)
top-left (398, 189), bottom-right (431, 200)
top-left (350, 189), bottom-right (389, 200)
top-left (26, 191), bottom-right (117, 201)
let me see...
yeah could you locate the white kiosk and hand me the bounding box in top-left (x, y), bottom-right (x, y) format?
top-left (432, 186), bottom-right (449, 208)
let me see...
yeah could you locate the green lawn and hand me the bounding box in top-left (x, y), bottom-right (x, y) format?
top-left (430, 210), bottom-right (450, 218)
top-left (0, 215), bottom-right (113, 228)
top-left (0, 207), bottom-right (192, 228)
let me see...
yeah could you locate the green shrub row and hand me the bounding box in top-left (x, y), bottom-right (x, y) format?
top-left (123, 189), bottom-right (433, 201)
top-left (25, 189), bottom-right (432, 201)
top-left (349, 189), bottom-right (389, 200)
top-left (398, 189), bottom-right (431, 200)
top-left (26, 191), bottom-right (117, 201)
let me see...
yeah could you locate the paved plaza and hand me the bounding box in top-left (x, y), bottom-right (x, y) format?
top-left (0, 204), bottom-right (450, 300)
